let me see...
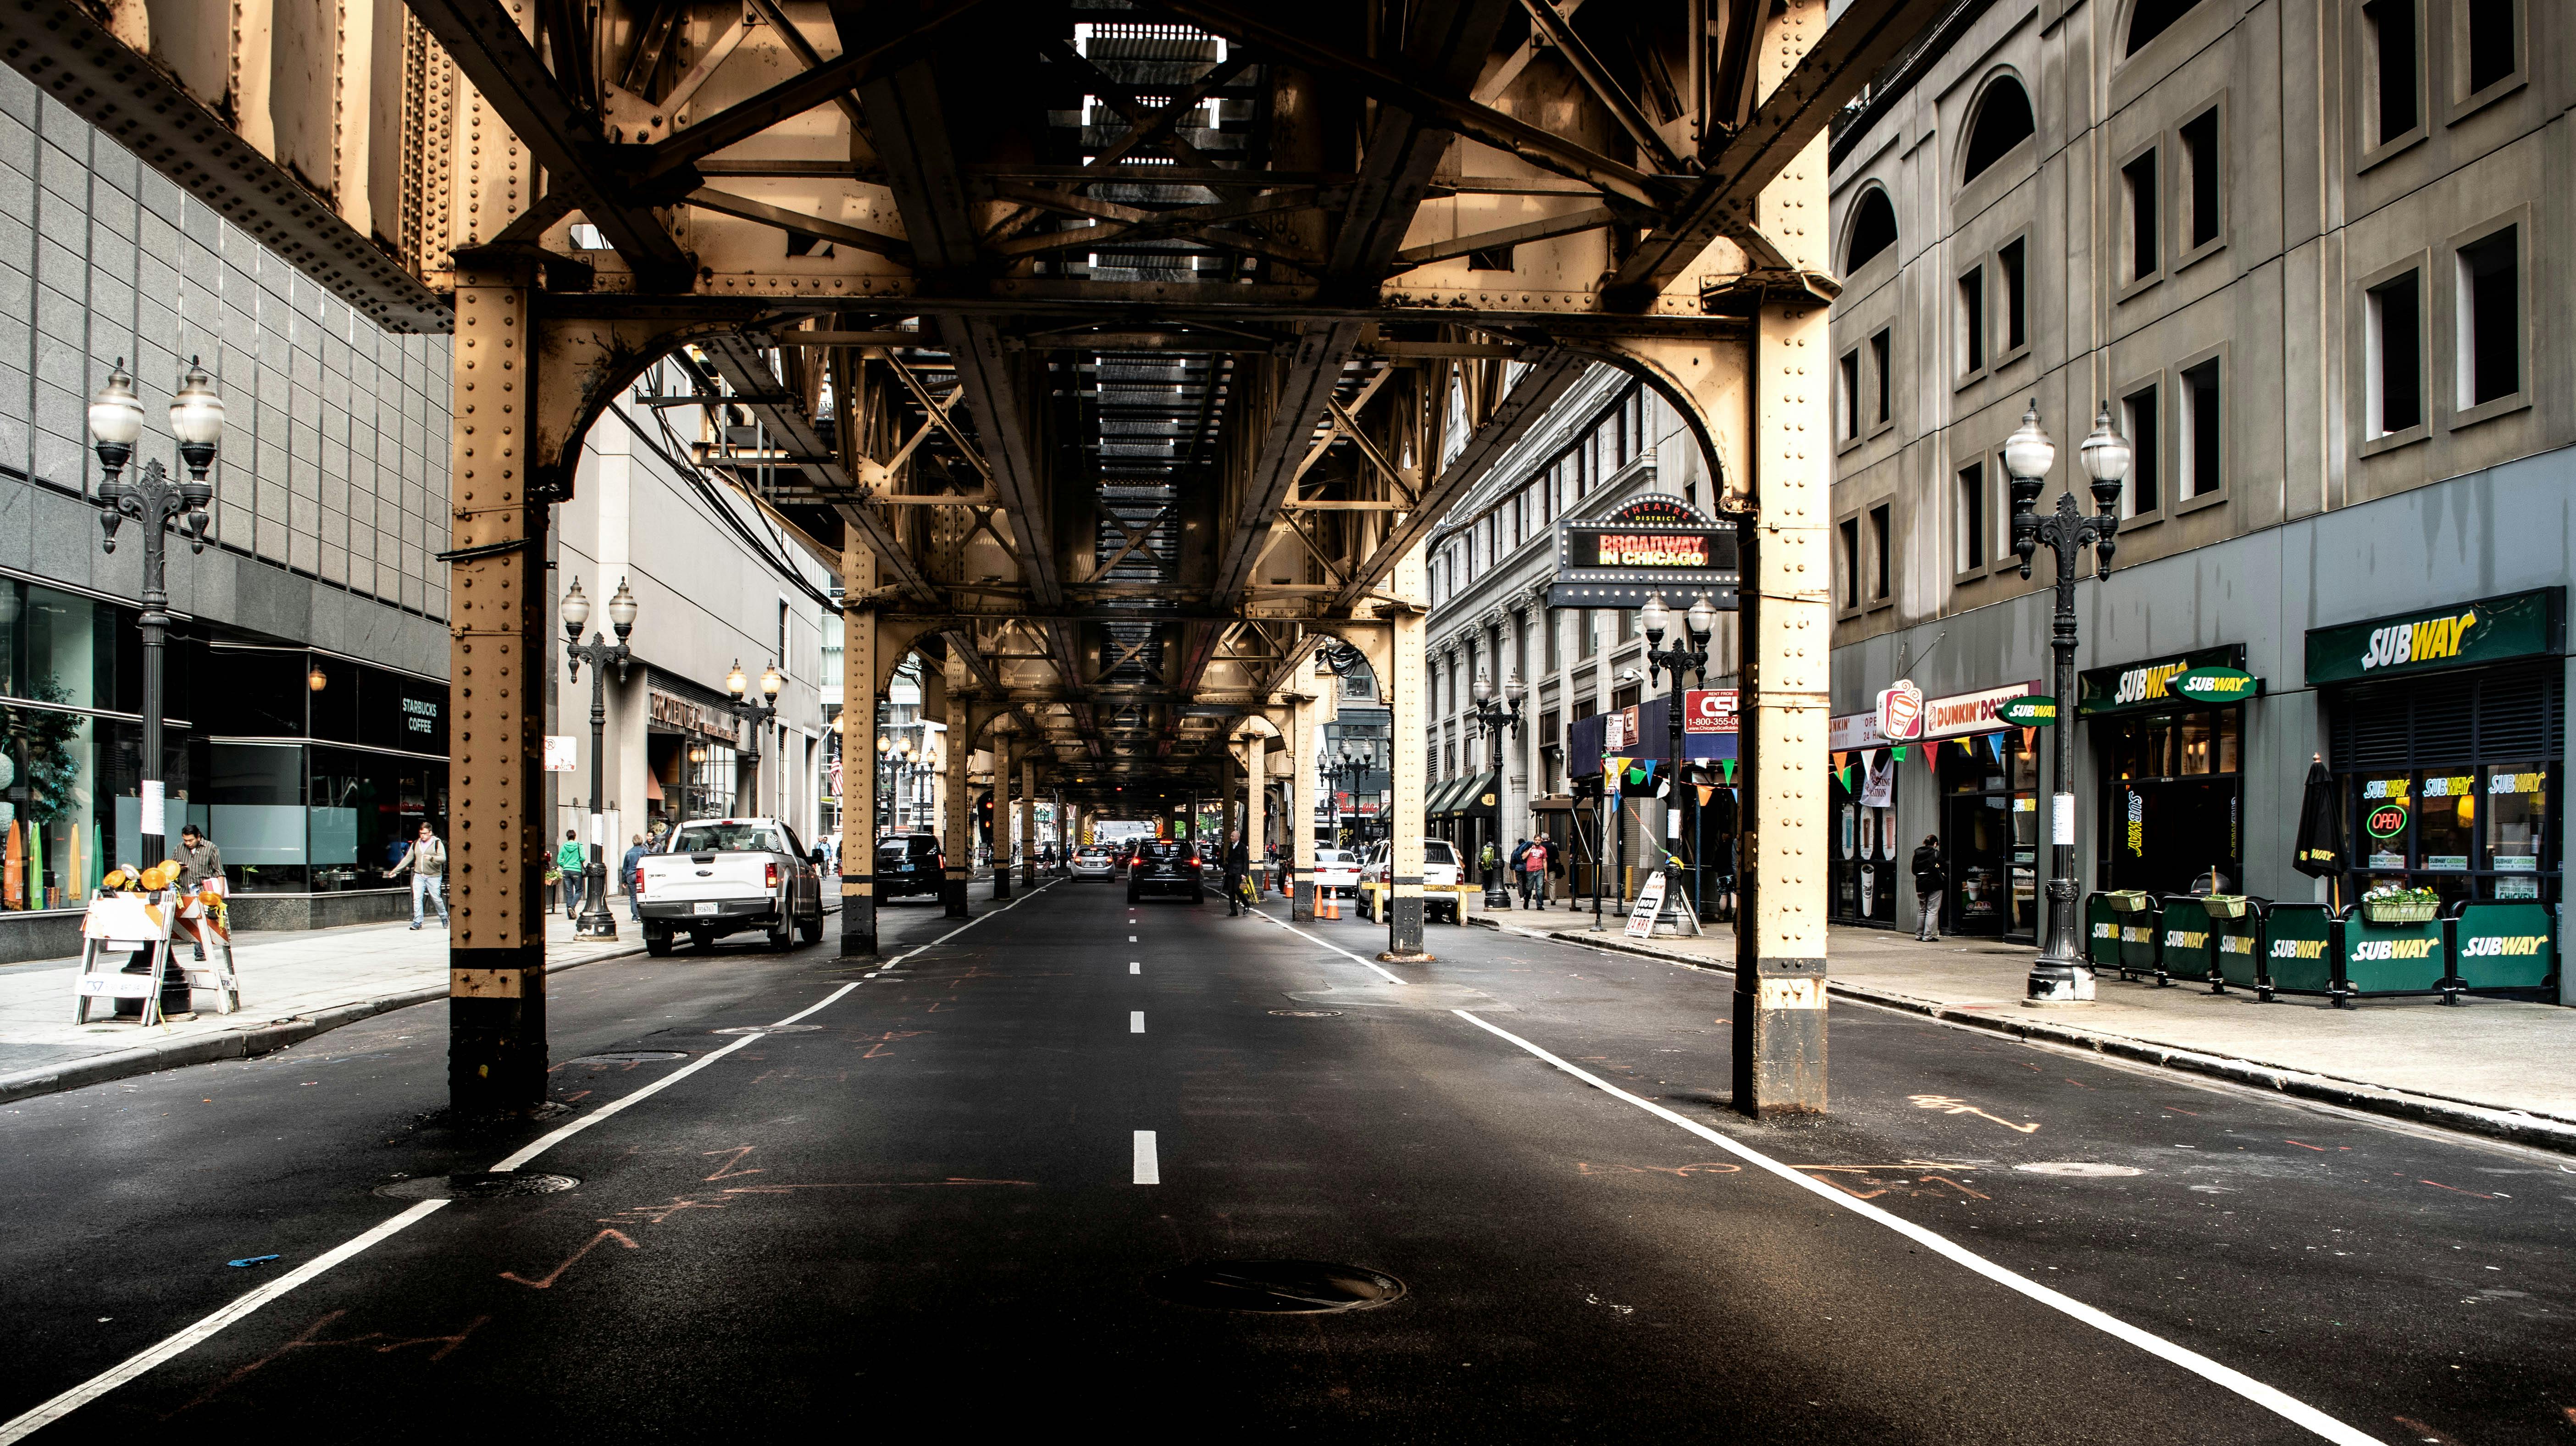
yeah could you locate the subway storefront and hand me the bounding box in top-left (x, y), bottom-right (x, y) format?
top-left (2079, 645), bottom-right (2255, 898)
top-left (2308, 589), bottom-right (2561, 908)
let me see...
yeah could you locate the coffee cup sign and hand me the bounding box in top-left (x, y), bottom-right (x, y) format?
top-left (1876, 680), bottom-right (1924, 741)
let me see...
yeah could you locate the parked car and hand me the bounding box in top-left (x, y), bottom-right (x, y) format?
top-left (1128, 840), bottom-right (1206, 904)
top-left (876, 833), bottom-right (946, 901)
top-left (1356, 838), bottom-right (1466, 924)
top-left (636, 817), bottom-right (826, 955)
top-left (1070, 845), bottom-right (1118, 880)
top-left (1310, 848), bottom-right (1362, 898)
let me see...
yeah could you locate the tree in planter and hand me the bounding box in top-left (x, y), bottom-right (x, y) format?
top-left (1, 683), bottom-right (88, 828)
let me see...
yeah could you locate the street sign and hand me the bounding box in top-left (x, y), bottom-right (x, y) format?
top-left (1998, 696), bottom-right (2057, 726)
top-left (543, 735), bottom-right (578, 772)
top-left (1684, 688), bottom-right (1739, 733)
top-left (1548, 495), bottom-right (1740, 612)
top-left (1876, 680), bottom-right (1923, 741)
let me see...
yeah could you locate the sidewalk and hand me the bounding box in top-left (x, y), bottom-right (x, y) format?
top-left (1473, 906), bottom-right (2576, 1154)
top-left (0, 907), bottom-right (650, 1103)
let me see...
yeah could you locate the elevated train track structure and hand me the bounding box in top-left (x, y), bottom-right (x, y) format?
top-left (3, 0), bottom-right (1942, 1116)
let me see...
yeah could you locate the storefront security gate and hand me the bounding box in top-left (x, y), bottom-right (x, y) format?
top-left (2080, 893), bottom-right (2557, 1008)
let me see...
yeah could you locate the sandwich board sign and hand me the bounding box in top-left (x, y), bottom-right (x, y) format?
top-left (1625, 870), bottom-right (1667, 938)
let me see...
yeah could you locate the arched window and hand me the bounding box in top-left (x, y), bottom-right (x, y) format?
top-left (1846, 188), bottom-right (1898, 271)
top-left (1960, 77), bottom-right (2035, 183)
top-left (2124, 0), bottom-right (2205, 55)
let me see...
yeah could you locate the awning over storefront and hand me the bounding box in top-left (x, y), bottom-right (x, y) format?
top-left (1566, 695), bottom-right (1739, 777)
top-left (1431, 771), bottom-right (1498, 817)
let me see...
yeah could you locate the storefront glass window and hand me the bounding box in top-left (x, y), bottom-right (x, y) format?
top-left (1940, 734), bottom-right (2037, 938)
top-left (2097, 709), bottom-right (2246, 896)
top-left (2486, 767), bottom-right (2548, 894)
top-left (0, 704), bottom-right (97, 911)
top-left (2416, 773), bottom-right (2476, 873)
top-left (2349, 765), bottom-right (2554, 903)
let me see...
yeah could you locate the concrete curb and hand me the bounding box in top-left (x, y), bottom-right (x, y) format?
top-left (0, 944), bottom-right (647, 1107)
top-left (1468, 916), bottom-right (2576, 1158)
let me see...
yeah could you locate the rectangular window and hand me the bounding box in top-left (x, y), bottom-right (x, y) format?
top-left (1839, 349), bottom-right (1862, 439)
top-left (2178, 358), bottom-right (2222, 500)
top-left (2179, 107), bottom-right (2221, 251)
top-left (1612, 402), bottom-right (1628, 464)
top-left (1957, 266), bottom-right (1985, 375)
top-left (1616, 609), bottom-right (1634, 643)
top-left (1870, 328), bottom-right (1892, 423)
top-left (2364, 0), bottom-right (2420, 146)
top-left (2457, 226), bottom-right (2520, 408)
top-left (2120, 386), bottom-right (2161, 516)
top-left (1839, 519), bottom-right (1861, 613)
top-left (777, 599), bottom-right (790, 674)
top-left (2462, 0), bottom-right (2516, 97)
top-left (1579, 609), bottom-right (1596, 658)
top-left (1868, 504), bottom-right (1892, 601)
top-left (2368, 269), bottom-right (2425, 434)
top-left (1996, 240), bottom-right (2027, 354)
top-left (2122, 151), bottom-right (2160, 282)
top-left (1545, 613), bottom-right (1562, 671)
top-left (1956, 462), bottom-right (1986, 571)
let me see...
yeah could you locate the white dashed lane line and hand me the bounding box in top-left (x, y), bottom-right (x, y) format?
top-left (1132, 1130), bottom-right (1160, 1185)
top-left (1130, 1011), bottom-right (1146, 1034)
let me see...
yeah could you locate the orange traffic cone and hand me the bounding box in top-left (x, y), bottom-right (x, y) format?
top-left (1321, 894), bottom-right (1339, 920)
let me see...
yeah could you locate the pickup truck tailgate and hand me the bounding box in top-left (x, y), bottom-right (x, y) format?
top-left (639, 853), bottom-right (773, 903)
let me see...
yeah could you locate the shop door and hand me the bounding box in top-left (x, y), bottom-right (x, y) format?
top-left (1833, 762), bottom-right (1900, 924)
top-left (2104, 778), bottom-right (2243, 897)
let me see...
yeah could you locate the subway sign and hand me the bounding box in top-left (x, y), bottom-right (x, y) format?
top-left (1549, 495), bottom-right (1740, 612)
top-left (2078, 645), bottom-right (2249, 715)
top-left (2173, 666), bottom-right (2257, 702)
top-left (2305, 587), bottom-right (2561, 685)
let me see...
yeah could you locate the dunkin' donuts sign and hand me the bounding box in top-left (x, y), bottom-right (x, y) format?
top-left (1876, 681), bottom-right (1923, 741)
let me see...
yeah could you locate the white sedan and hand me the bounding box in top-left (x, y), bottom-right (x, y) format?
top-left (1070, 845), bottom-right (1118, 880)
top-left (1309, 848), bottom-right (1361, 897)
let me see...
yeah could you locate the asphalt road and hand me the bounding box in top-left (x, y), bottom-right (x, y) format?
top-left (1, 879), bottom-right (2568, 1442)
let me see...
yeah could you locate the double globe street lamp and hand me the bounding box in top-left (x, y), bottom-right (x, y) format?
top-left (1465, 670), bottom-right (1526, 907)
top-left (562, 577), bottom-right (639, 940)
top-left (1640, 593), bottom-right (1720, 934)
top-left (2005, 401), bottom-right (2133, 1004)
top-left (1318, 743), bottom-right (1363, 848)
top-left (89, 359), bottom-right (225, 871)
top-left (722, 659), bottom-right (784, 814)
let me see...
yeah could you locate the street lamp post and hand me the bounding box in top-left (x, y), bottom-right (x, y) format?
top-left (1640, 593), bottom-right (1719, 936)
top-left (89, 359), bottom-right (224, 874)
top-left (561, 577), bottom-right (637, 940)
top-left (2007, 401), bottom-right (2130, 1005)
top-left (687, 741), bottom-right (709, 821)
top-left (723, 659), bottom-right (783, 815)
top-left (1467, 670), bottom-right (1526, 908)
top-left (1318, 744), bottom-right (1359, 850)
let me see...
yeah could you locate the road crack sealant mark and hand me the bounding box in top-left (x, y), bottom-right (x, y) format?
top-left (498, 1228), bottom-right (641, 1290)
top-left (170, 1308), bottom-right (491, 1417)
top-left (1448, 1008), bottom-right (2386, 1446)
top-left (1908, 1093), bottom-right (2042, 1135)
top-left (0, 883), bottom-right (1064, 1441)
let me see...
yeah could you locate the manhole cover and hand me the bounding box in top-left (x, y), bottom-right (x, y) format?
top-left (1268, 1009), bottom-right (1344, 1018)
top-left (373, 1172), bottom-right (580, 1200)
top-left (560, 1051), bottom-right (688, 1066)
top-left (1146, 1261), bottom-right (1406, 1314)
top-left (711, 1024), bottom-right (824, 1035)
top-left (2013, 1162), bottom-right (2145, 1178)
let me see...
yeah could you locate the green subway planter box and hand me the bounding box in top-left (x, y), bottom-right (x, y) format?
top-left (2200, 894), bottom-right (2251, 920)
top-left (2263, 903), bottom-right (2339, 996)
top-left (2105, 889), bottom-right (2154, 914)
top-left (2360, 898), bottom-right (2438, 925)
top-left (2086, 894), bottom-right (2122, 969)
top-left (2449, 902), bottom-right (2555, 992)
top-left (2159, 897), bottom-right (2216, 982)
top-left (2341, 914), bottom-right (2448, 995)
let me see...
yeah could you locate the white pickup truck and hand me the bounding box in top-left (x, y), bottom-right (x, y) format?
top-left (636, 816), bottom-right (826, 955)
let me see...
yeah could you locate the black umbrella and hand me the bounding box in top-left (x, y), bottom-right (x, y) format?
top-left (2293, 755), bottom-right (2343, 879)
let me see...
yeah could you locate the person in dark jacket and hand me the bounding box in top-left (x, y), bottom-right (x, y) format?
top-left (1222, 832), bottom-right (1252, 916)
top-left (1911, 835), bottom-right (1945, 942)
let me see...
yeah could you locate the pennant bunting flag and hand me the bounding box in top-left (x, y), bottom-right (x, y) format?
top-left (1891, 745), bottom-right (1907, 763)
top-left (1924, 740), bottom-right (1943, 770)
top-left (1836, 765), bottom-right (1853, 792)
top-left (1863, 748), bottom-right (1882, 774)
top-left (2021, 727), bottom-right (2037, 756)
top-left (1695, 784), bottom-right (1716, 805)
top-left (1720, 759), bottom-right (1737, 783)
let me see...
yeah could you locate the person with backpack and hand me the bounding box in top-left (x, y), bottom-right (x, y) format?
top-left (1222, 831), bottom-right (1253, 916)
top-left (1506, 837), bottom-right (1531, 909)
top-left (387, 823), bottom-right (449, 930)
top-left (1911, 834), bottom-right (1946, 942)
top-left (556, 829), bottom-right (587, 919)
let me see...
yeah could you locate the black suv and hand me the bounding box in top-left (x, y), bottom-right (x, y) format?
top-left (876, 834), bottom-right (946, 901)
top-left (1127, 840), bottom-right (1206, 904)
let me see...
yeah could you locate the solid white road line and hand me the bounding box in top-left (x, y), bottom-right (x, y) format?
top-left (1132, 1130), bottom-right (1160, 1185)
top-left (1130, 1011), bottom-right (1146, 1034)
top-left (1243, 909), bottom-right (1406, 985)
top-left (1448, 1008), bottom-right (2382, 1446)
top-left (1, 879), bottom-right (1065, 1440)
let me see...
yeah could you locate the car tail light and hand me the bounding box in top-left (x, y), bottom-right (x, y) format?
top-left (633, 869), bottom-right (645, 898)
top-left (765, 862), bottom-right (780, 889)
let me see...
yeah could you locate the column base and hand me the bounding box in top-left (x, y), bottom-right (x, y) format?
top-left (2025, 958), bottom-right (2097, 1005)
top-left (1291, 879), bottom-right (1314, 922)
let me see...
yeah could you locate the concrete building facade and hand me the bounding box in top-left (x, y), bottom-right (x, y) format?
top-left (1825, 0), bottom-right (2571, 944)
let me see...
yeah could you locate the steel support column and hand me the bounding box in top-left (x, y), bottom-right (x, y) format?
top-left (839, 543), bottom-right (878, 957)
top-left (942, 689), bottom-right (970, 918)
top-left (1288, 687), bottom-right (1318, 920)
top-left (992, 740), bottom-right (1015, 902)
top-left (446, 268), bottom-right (549, 1114)
top-left (1019, 754), bottom-right (1038, 889)
top-left (1241, 730), bottom-right (1265, 902)
top-left (1384, 544), bottom-right (1433, 958)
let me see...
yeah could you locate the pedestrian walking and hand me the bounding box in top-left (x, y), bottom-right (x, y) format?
top-left (1911, 834), bottom-right (1945, 942)
top-left (1520, 837), bottom-right (1546, 909)
top-left (173, 823), bottom-right (222, 962)
top-left (620, 832), bottom-right (648, 921)
top-left (556, 829), bottom-right (586, 919)
top-left (386, 823), bottom-right (448, 930)
top-left (1507, 837), bottom-right (1530, 910)
top-left (1222, 831), bottom-right (1252, 916)
top-left (1479, 839), bottom-right (1500, 892)
top-left (1547, 837), bottom-right (1567, 906)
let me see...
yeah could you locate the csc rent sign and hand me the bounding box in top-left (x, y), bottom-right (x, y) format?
top-left (1683, 688), bottom-right (1738, 734)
